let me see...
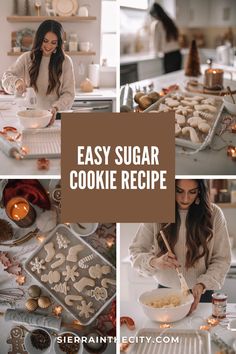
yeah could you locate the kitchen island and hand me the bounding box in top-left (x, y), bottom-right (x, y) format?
top-left (121, 299), bottom-right (236, 353)
top-left (128, 66), bottom-right (236, 175)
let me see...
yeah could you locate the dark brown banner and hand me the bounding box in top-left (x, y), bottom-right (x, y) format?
top-left (61, 112), bottom-right (175, 222)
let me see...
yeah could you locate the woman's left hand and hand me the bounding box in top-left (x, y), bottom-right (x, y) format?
top-left (189, 283), bottom-right (205, 314)
top-left (48, 107), bottom-right (58, 126)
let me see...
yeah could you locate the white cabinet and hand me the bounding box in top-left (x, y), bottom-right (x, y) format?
top-left (176, 0), bottom-right (190, 27)
top-left (188, 0), bottom-right (210, 28)
top-left (209, 0), bottom-right (236, 27)
top-left (138, 58), bottom-right (163, 81)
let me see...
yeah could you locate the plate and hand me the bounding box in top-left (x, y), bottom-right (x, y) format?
top-left (52, 0), bottom-right (78, 16)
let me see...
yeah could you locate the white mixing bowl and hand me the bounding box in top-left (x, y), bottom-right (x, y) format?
top-left (17, 110), bottom-right (52, 129)
top-left (138, 288), bottom-right (194, 323)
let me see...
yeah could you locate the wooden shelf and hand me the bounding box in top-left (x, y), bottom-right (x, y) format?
top-left (8, 51), bottom-right (96, 56)
top-left (217, 203), bottom-right (236, 208)
top-left (7, 15), bottom-right (96, 22)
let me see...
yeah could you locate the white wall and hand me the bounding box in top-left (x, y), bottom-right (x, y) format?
top-left (0, 0), bottom-right (102, 88)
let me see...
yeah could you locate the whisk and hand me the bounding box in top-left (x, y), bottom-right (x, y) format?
top-left (159, 226), bottom-right (191, 296)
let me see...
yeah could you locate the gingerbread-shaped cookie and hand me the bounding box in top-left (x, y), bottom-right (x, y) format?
top-left (7, 326), bottom-right (27, 354)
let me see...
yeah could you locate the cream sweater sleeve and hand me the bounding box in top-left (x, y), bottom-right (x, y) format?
top-left (129, 223), bottom-right (159, 277)
top-left (197, 205), bottom-right (231, 289)
top-left (2, 52), bottom-right (30, 94)
top-left (52, 55), bottom-right (75, 111)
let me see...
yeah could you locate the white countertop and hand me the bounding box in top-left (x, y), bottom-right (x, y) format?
top-left (75, 88), bottom-right (116, 100)
top-left (128, 67), bottom-right (236, 175)
top-left (0, 102), bottom-right (60, 176)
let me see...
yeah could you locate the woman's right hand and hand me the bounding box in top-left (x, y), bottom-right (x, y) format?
top-left (15, 79), bottom-right (27, 95)
top-left (150, 251), bottom-right (180, 270)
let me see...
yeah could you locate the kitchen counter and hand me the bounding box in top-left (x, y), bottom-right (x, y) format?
top-left (120, 52), bottom-right (157, 65)
top-left (128, 67), bottom-right (236, 175)
top-left (75, 88), bottom-right (117, 100)
top-left (121, 300), bottom-right (236, 353)
top-left (0, 101), bottom-right (60, 176)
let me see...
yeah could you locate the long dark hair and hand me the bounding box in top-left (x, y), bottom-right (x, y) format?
top-left (29, 20), bottom-right (65, 96)
top-left (156, 180), bottom-right (213, 268)
top-left (149, 3), bottom-right (179, 42)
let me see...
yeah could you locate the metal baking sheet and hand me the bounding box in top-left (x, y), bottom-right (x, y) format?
top-left (143, 91), bottom-right (224, 150)
top-left (129, 328), bottom-right (211, 354)
top-left (21, 127), bottom-right (61, 158)
top-left (24, 224), bottom-right (116, 325)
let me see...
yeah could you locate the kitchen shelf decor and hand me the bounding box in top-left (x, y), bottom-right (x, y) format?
top-left (7, 15), bottom-right (96, 22)
top-left (7, 51), bottom-right (96, 56)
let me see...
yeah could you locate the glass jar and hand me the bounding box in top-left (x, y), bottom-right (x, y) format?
top-left (230, 181), bottom-right (236, 203)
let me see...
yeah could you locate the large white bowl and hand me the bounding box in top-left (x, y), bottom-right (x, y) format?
top-left (17, 109), bottom-right (52, 129)
top-left (138, 288), bottom-right (194, 323)
top-left (70, 223), bottom-right (99, 237)
top-left (223, 94), bottom-right (236, 115)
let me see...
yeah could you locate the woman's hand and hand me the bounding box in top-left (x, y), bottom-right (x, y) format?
top-left (48, 107), bottom-right (58, 126)
top-left (149, 251), bottom-right (180, 270)
top-left (189, 283), bottom-right (205, 314)
top-left (15, 79), bottom-right (27, 95)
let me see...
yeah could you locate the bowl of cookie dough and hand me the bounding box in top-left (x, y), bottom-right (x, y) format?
top-left (70, 223), bottom-right (99, 237)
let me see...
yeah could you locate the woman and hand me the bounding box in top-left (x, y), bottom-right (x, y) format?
top-left (149, 2), bottom-right (182, 73)
top-left (2, 20), bottom-right (75, 125)
top-left (129, 180), bottom-right (231, 313)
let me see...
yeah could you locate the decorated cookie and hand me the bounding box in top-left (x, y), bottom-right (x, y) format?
top-left (78, 254), bottom-right (95, 269)
top-left (175, 114), bottom-right (186, 126)
top-left (74, 277), bottom-right (95, 292)
top-left (175, 105), bottom-right (193, 116)
top-left (165, 98), bottom-right (179, 107)
top-left (41, 270), bottom-right (61, 284)
top-left (77, 300), bottom-right (95, 319)
top-left (175, 123), bottom-right (181, 137)
top-left (86, 287), bottom-right (108, 301)
top-left (182, 127), bottom-right (200, 144)
top-left (101, 278), bottom-right (116, 288)
top-left (30, 257), bottom-right (46, 274)
top-left (66, 244), bottom-right (84, 262)
top-left (52, 282), bottom-right (70, 295)
top-left (51, 253), bottom-right (66, 269)
top-left (7, 326), bottom-right (28, 354)
top-left (62, 265), bottom-right (79, 281)
top-left (56, 233), bottom-right (70, 249)
top-left (65, 295), bottom-right (83, 306)
top-left (44, 242), bottom-right (55, 262)
top-left (193, 111), bottom-right (214, 120)
top-left (89, 264), bottom-right (111, 279)
top-left (194, 104), bottom-right (217, 113)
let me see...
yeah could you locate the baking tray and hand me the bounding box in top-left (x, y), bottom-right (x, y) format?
top-left (21, 127), bottom-right (61, 158)
top-left (24, 224), bottom-right (116, 325)
top-left (143, 91), bottom-right (224, 150)
top-left (129, 328), bottom-right (211, 354)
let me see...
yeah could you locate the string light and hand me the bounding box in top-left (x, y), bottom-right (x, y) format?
top-left (52, 305), bottom-right (63, 317)
top-left (36, 234), bottom-right (46, 243)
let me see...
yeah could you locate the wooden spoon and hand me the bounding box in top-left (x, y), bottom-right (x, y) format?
top-left (227, 86), bottom-right (235, 104)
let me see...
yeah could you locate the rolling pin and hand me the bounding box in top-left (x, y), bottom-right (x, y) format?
top-left (3, 309), bottom-right (62, 330)
top-left (1, 309), bottom-right (84, 331)
top-left (0, 135), bottom-right (23, 159)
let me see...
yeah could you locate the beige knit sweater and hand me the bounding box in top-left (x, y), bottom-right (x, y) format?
top-left (129, 204), bottom-right (231, 290)
top-left (2, 51), bottom-right (75, 111)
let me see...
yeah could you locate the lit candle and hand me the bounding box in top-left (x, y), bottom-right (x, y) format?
top-left (160, 323), bottom-right (171, 328)
top-left (232, 124), bottom-right (236, 134)
top-left (6, 197), bottom-right (36, 228)
top-left (204, 69), bottom-right (224, 90)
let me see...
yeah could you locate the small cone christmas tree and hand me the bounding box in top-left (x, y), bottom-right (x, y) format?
top-left (13, 0), bottom-right (19, 15)
top-left (185, 40), bottom-right (201, 77)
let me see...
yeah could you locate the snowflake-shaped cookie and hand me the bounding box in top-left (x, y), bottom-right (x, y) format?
top-left (174, 105), bottom-right (193, 116)
top-left (56, 232), bottom-right (70, 249)
top-left (77, 301), bottom-right (95, 319)
top-left (30, 257), bottom-right (46, 274)
top-left (62, 265), bottom-right (79, 281)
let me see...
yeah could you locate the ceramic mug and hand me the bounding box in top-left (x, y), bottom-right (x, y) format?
top-left (79, 42), bottom-right (91, 52)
